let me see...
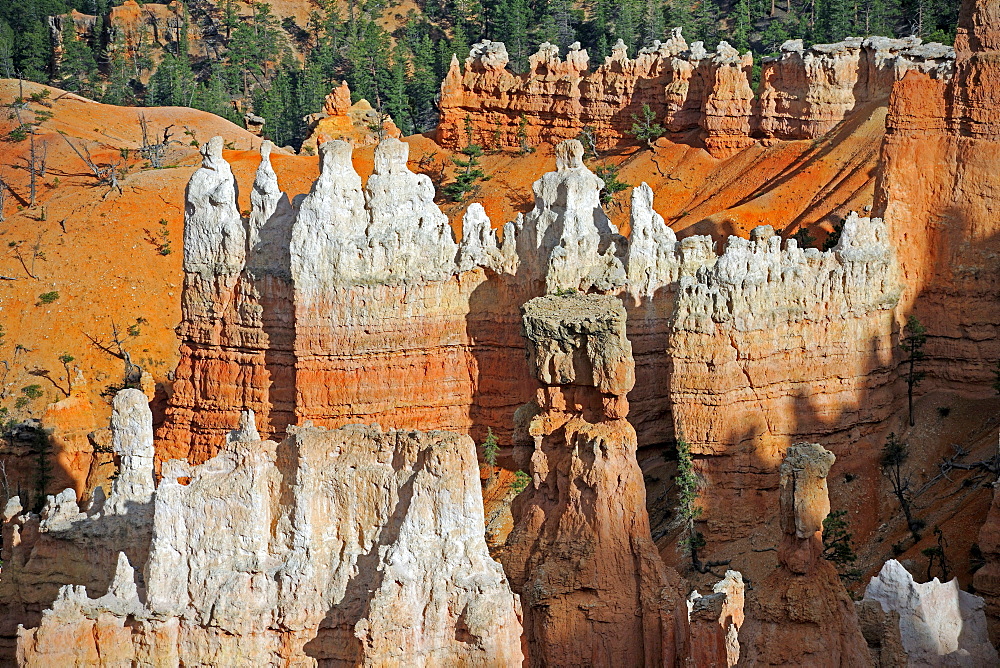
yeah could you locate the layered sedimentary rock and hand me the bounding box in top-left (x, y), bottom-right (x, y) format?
top-left (877, 0), bottom-right (1000, 395)
top-left (160, 134), bottom-right (907, 583)
top-left (13, 399), bottom-right (524, 665)
top-left (737, 443), bottom-right (871, 665)
top-left (161, 137), bottom-right (663, 462)
top-left (757, 37), bottom-right (953, 140)
top-left (501, 292), bottom-right (688, 665)
top-left (0, 389), bottom-right (155, 660)
top-left (863, 559), bottom-right (998, 666)
top-left (662, 214), bottom-right (900, 568)
top-left (301, 81), bottom-right (402, 153)
top-left (439, 31), bottom-right (953, 157)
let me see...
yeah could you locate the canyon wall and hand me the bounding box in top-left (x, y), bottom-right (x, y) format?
top-left (10, 398), bottom-right (524, 665)
top-left (877, 0), bottom-right (1000, 395)
top-left (158, 135), bottom-right (907, 580)
top-left (438, 31), bottom-right (953, 157)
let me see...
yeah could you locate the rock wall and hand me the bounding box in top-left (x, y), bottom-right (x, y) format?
top-left (737, 443), bottom-right (871, 665)
top-left (438, 31), bottom-right (953, 158)
top-left (500, 292), bottom-right (689, 665)
top-left (876, 0), bottom-right (1000, 395)
top-left (159, 135), bottom-right (905, 581)
top-left (661, 214), bottom-right (900, 569)
top-left (12, 400), bottom-right (524, 665)
top-left (300, 81), bottom-right (401, 153)
top-left (157, 136), bottom-right (537, 463)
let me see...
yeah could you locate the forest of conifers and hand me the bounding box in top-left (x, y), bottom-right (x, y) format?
top-left (1, 0), bottom-right (960, 149)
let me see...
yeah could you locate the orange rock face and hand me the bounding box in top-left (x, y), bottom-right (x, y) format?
top-left (300, 81), bottom-right (401, 153)
top-left (975, 471), bottom-right (1000, 645)
top-left (156, 138), bottom-right (538, 463)
top-left (438, 32), bottom-right (952, 158)
top-left (501, 294), bottom-right (689, 665)
top-left (877, 0), bottom-right (1000, 397)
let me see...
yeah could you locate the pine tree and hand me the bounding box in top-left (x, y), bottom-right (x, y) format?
top-left (408, 34), bottom-right (439, 131)
top-left (57, 20), bottom-right (97, 94)
top-left (732, 0), bottom-right (752, 52)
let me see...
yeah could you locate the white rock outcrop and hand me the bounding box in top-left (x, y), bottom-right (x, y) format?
top-left (512, 139), bottom-right (626, 292)
top-left (673, 212), bottom-right (897, 333)
top-left (17, 418), bottom-right (524, 666)
top-left (103, 388), bottom-right (155, 514)
top-left (863, 559), bottom-right (999, 667)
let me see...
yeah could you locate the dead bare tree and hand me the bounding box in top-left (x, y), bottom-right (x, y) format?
top-left (8, 231), bottom-right (46, 280)
top-left (38, 141), bottom-right (48, 177)
top-left (0, 173), bottom-right (7, 222)
top-left (85, 318), bottom-right (142, 392)
top-left (0, 460), bottom-right (9, 506)
top-left (58, 132), bottom-right (123, 194)
top-left (139, 113), bottom-right (177, 169)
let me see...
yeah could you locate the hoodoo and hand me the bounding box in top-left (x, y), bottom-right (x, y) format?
top-left (2, 0), bottom-right (1000, 663)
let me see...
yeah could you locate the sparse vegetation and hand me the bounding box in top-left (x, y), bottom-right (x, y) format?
top-left (577, 125), bottom-right (599, 160)
top-left (444, 116), bottom-right (486, 202)
top-left (594, 164), bottom-right (630, 206)
top-left (822, 509), bottom-right (861, 581)
top-left (36, 290), bottom-right (58, 305)
top-left (516, 114), bottom-right (533, 155)
top-left (482, 427), bottom-right (499, 467)
top-left (921, 525), bottom-right (950, 581)
top-left (629, 104), bottom-right (664, 148)
top-left (792, 227), bottom-right (817, 249)
top-left (512, 469), bottom-right (530, 494)
top-left (822, 218), bottom-right (846, 251)
top-left (881, 432), bottom-right (921, 542)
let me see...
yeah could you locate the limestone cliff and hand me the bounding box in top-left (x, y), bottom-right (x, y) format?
top-left (439, 31), bottom-right (953, 157)
top-left (13, 398), bottom-right (524, 665)
top-left (501, 293), bottom-right (689, 665)
top-left (877, 0), bottom-right (1000, 395)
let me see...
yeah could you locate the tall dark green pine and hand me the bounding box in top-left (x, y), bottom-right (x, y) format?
top-left (817, 0), bottom-right (855, 41)
top-left (408, 34), bottom-right (440, 131)
top-left (57, 20), bottom-right (97, 94)
top-left (732, 0), bottom-right (752, 51)
top-left (641, 0), bottom-right (666, 46)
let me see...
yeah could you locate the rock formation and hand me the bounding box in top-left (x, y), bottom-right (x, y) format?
top-left (737, 443), bottom-right (871, 665)
top-left (0, 389), bottom-right (156, 659)
top-left (159, 134), bottom-right (907, 584)
top-left (501, 292), bottom-right (688, 665)
top-left (13, 395), bottom-right (524, 665)
top-left (863, 559), bottom-right (999, 666)
top-left (976, 477), bottom-right (1000, 645)
top-left (511, 139), bottom-right (626, 293)
top-left (301, 81), bottom-right (402, 153)
top-left (854, 598), bottom-right (907, 668)
top-left (688, 570), bottom-right (745, 667)
top-left (439, 31), bottom-right (953, 157)
top-left (757, 37), bottom-right (953, 140)
top-left (877, 0), bottom-right (1000, 395)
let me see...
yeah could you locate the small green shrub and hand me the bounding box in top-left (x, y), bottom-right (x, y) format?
top-left (37, 291), bottom-right (59, 305)
top-left (21, 384), bottom-right (43, 400)
top-left (482, 427), bottom-right (499, 467)
top-left (511, 470), bottom-right (530, 493)
top-left (594, 164), bottom-right (630, 205)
